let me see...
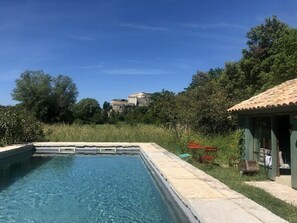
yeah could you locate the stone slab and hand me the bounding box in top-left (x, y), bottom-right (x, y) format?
top-left (246, 181), bottom-right (297, 207)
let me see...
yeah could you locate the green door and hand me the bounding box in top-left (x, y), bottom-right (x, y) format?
top-left (290, 114), bottom-right (297, 189)
top-left (269, 116), bottom-right (277, 180)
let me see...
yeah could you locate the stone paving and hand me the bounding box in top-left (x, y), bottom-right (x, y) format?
top-left (246, 181), bottom-right (297, 207)
top-left (1, 142), bottom-right (288, 223)
top-left (141, 143), bottom-right (287, 223)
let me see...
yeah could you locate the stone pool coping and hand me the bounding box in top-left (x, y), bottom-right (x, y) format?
top-left (1, 142), bottom-right (288, 223)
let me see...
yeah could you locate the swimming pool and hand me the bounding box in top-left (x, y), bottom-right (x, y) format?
top-left (0, 155), bottom-right (181, 223)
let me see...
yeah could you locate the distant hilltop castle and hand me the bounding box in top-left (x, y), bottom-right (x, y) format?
top-left (111, 92), bottom-right (151, 112)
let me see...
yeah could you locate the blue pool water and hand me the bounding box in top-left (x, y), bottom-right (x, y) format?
top-left (0, 155), bottom-right (176, 223)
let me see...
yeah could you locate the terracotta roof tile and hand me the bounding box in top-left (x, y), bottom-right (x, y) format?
top-left (228, 78), bottom-right (297, 112)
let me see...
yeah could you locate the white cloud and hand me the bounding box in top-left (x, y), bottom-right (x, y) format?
top-left (103, 68), bottom-right (172, 75)
top-left (70, 64), bottom-right (105, 69)
top-left (119, 23), bottom-right (169, 31)
top-left (181, 22), bottom-right (247, 31)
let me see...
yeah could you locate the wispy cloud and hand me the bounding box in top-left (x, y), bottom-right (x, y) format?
top-left (119, 23), bottom-right (169, 31)
top-left (73, 64), bottom-right (104, 69)
top-left (103, 68), bottom-right (172, 75)
top-left (61, 62), bottom-right (106, 70)
top-left (189, 32), bottom-right (245, 44)
top-left (68, 35), bottom-right (96, 41)
top-left (181, 22), bottom-right (247, 31)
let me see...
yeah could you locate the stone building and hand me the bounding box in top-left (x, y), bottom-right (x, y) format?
top-left (110, 99), bottom-right (128, 113)
top-left (111, 92), bottom-right (151, 112)
top-left (127, 92), bottom-right (151, 106)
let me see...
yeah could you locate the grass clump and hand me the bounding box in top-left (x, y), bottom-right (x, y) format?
top-left (44, 123), bottom-right (179, 153)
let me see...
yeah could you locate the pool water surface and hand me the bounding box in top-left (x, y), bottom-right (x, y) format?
top-left (0, 155), bottom-right (176, 223)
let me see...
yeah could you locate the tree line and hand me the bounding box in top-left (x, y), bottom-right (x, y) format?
top-left (3, 16), bottom-right (297, 137)
top-left (115, 16), bottom-right (297, 134)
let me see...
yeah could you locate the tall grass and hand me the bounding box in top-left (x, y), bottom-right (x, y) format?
top-left (44, 123), bottom-right (179, 153)
top-left (44, 123), bottom-right (241, 166)
top-left (44, 124), bottom-right (243, 166)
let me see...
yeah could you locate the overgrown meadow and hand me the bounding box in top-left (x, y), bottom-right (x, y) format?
top-left (44, 123), bottom-right (241, 167)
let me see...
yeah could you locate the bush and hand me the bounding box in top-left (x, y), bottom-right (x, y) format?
top-left (0, 106), bottom-right (45, 146)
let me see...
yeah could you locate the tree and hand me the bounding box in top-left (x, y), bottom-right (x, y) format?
top-left (240, 16), bottom-right (289, 93)
top-left (147, 90), bottom-right (178, 127)
top-left (124, 106), bottom-right (151, 124)
top-left (244, 16), bottom-right (289, 60)
top-left (12, 70), bottom-right (78, 123)
top-left (186, 71), bottom-right (210, 90)
top-left (12, 70), bottom-right (52, 122)
top-left (73, 98), bottom-right (101, 124)
top-left (260, 28), bottom-right (297, 89)
top-left (51, 75), bottom-right (78, 122)
top-left (180, 71), bottom-right (236, 134)
top-left (218, 62), bottom-right (251, 102)
top-left (101, 101), bottom-right (111, 123)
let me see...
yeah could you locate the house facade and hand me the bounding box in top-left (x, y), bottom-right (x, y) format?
top-left (111, 92), bottom-right (151, 112)
top-left (127, 92), bottom-right (151, 106)
top-left (228, 78), bottom-right (297, 189)
top-left (110, 99), bottom-right (128, 113)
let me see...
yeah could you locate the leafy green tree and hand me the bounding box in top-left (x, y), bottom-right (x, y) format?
top-left (218, 62), bottom-right (251, 102)
top-left (12, 70), bottom-right (78, 123)
top-left (176, 90), bottom-right (199, 131)
top-left (108, 110), bottom-right (118, 124)
top-left (101, 101), bottom-right (111, 123)
top-left (12, 70), bottom-right (52, 122)
top-left (194, 84), bottom-right (235, 134)
top-left (51, 75), bottom-right (78, 122)
top-left (103, 101), bottom-right (111, 110)
top-left (260, 28), bottom-right (297, 88)
top-left (186, 71), bottom-right (209, 90)
top-left (244, 16), bottom-right (289, 60)
top-left (147, 90), bottom-right (178, 127)
top-left (180, 71), bottom-right (236, 134)
top-left (240, 16), bottom-right (289, 92)
top-left (73, 98), bottom-right (101, 124)
top-left (124, 106), bottom-right (151, 124)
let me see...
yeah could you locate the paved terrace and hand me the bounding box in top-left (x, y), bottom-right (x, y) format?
top-left (1, 142), bottom-right (288, 223)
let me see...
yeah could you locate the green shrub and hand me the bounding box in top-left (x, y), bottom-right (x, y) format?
top-left (0, 106), bottom-right (45, 146)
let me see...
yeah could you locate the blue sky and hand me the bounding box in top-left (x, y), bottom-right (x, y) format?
top-left (1, 0), bottom-right (297, 106)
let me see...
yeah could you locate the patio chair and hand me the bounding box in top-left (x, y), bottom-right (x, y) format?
top-left (176, 146), bottom-right (191, 161)
top-left (179, 153), bottom-right (191, 161)
top-left (200, 146), bottom-right (218, 164)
